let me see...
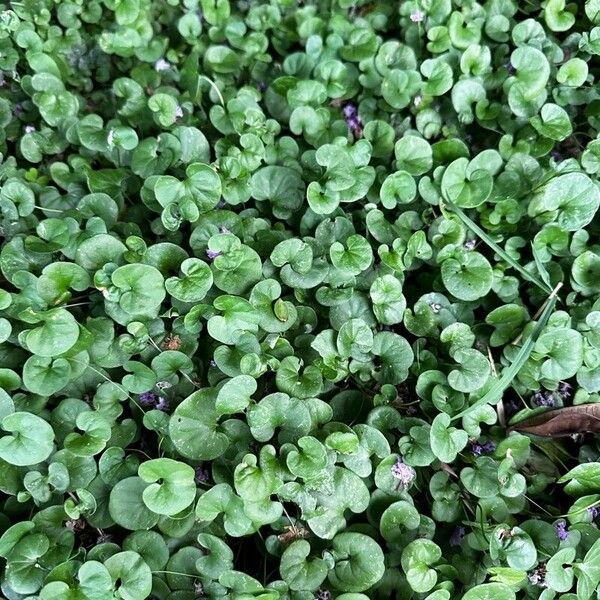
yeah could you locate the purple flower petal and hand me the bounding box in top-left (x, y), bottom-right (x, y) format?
top-left (450, 526), bottom-right (466, 547)
top-left (555, 520), bottom-right (569, 541)
top-left (391, 458), bottom-right (416, 487)
top-left (139, 391), bottom-right (157, 406)
top-left (155, 396), bottom-right (170, 412)
top-left (342, 103), bottom-right (357, 119)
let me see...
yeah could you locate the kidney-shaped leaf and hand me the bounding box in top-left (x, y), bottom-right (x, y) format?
top-left (0, 412), bottom-right (54, 466)
top-left (138, 458), bottom-right (196, 516)
top-left (327, 532), bottom-right (385, 593)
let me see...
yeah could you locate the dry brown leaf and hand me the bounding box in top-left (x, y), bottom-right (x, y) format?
top-left (509, 404), bottom-right (600, 437)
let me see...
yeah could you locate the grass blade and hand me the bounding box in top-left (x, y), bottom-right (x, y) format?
top-left (531, 242), bottom-right (552, 291)
top-left (443, 201), bottom-right (554, 294)
top-left (451, 290), bottom-right (559, 422)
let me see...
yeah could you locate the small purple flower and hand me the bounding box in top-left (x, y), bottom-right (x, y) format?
top-left (347, 115), bottom-right (362, 129)
top-left (209, 359), bottom-right (217, 367)
top-left (154, 58), bottom-right (170, 72)
top-left (555, 520), bottom-right (569, 541)
top-left (471, 440), bottom-right (495, 456)
top-left (24, 125), bottom-right (35, 134)
top-left (342, 103), bottom-right (357, 119)
top-left (258, 81), bottom-right (267, 92)
top-left (528, 566), bottom-right (547, 587)
top-left (450, 526), bottom-right (466, 547)
top-left (532, 390), bottom-right (555, 407)
top-left (195, 466), bottom-right (209, 484)
top-left (471, 443), bottom-right (483, 456)
top-left (13, 103), bottom-right (23, 116)
top-left (481, 441), bottom-right (496, 453)
top-left (175, 105), bottom-right (184, 118)
top-left (505, 62), bottom-right (516, 76)
top-left (342, 102), bottom-right (363, 137)
top-left (558, 382), bottom-right (572, 399)
top-left (588, 506), bottom-right (600, 519)
top-left (550, 150), bottom-right (562, 162)
top-left (155, 396), bottom-right (170, 412)
top-left (410, 9), bottom-right (425, 22)
top-left (139, 391), bottom-right (157, 407)
top-left (504, 397), bottom-right (520, 417)
top-left (391, 458), bottom-right (416, 487)
top-left (414, 94), bottom-right (423, 107)
top-left (464, 239), bottom-right (476, 251)
top-left (219, 226), bottom-right (231, 234)
top-left (315, 591), bottom-right (332, 600)
top-left (206, 248), bottom-right (221, 260)
top-left (216, 199), bottom-right (226, 209)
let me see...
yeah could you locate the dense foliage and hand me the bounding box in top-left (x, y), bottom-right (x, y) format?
top-left (1, 0), bottom-right (600, 598)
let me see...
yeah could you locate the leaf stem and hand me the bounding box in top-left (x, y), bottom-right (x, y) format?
top-left (199, 75), bottom-right (225, 106)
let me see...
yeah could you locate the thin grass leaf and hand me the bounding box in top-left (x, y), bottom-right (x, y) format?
top-left (531, 242), bottom-right (552, 291)
top-left (443, 202), bottom-right (554, 294)
top-left (451, 293), bottom-right (558, 421)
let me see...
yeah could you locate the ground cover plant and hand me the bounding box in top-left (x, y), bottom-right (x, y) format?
top-left (1, 0), bottom-right (600, 598)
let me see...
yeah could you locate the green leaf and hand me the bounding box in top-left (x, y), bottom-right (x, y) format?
top-left (489, 525), bottom-right (537, 571)
top-left (4, 533), bottom-right (50, 594)
top-left (380, 500), bottom-right (420, 543)
top-left (441, 250), bottom-right (493, 302)
top-left (195, 483), bottom-right (253, 537)
top-left (462, 583), bottom-right (516, 600)
top-left (430, 413), bottom-right (468, 462)
top-left (0, 412), bottom-right (54, 466)
top-left (280, 540), bottom-right (328, 591)
top-left (104, 551), bottom-right (152, 600)
top-left (370, 275), bottom-right (406, 325)
top-left (165, 257), bottom-right (213, 302)
top-left (251, 166), bottom-right (305, 219)
top-left (108, 476), bottom-right (160, 530)
top-left (559, 463), bottom-right (600, 495)
top-left (330, 235), bottom-right (373, 276)
top-left (327, 532), bottom-right (385, 592)
top-left (529, 172), bottom-right (600, 232)
top-left (394, 135), bottom-right (433, 175)
top-left (111, 264), bottom-right (166, 316)
top-left (196, 533), bottom-right (234, 579)
top-left (169, 388), bottom-right (229, 460)
top-left (380, 171), bottom-right (416, 209)
top-left (575, 537), bottom-right (600, 600)
top-left (533, 328), bottom-right (583, 381)
top-left (138, 458), bottom-right (196, 516)
top-left (64, 412), bottom-right (112, 457)
top-left (530, 104), bottom-right (573, 141)
top-left (401, 539), bottom-right (441, 593)
top-left (442, 158), bottom-right (493, 208)
top-left (24, 308), bottom-right (80, 357)
top-left (546, 547), bottom-right (576, 592)
top-left (216, 375), bottom-right (257, 416)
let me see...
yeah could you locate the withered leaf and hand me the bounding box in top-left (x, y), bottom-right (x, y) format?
top-left (509, 404), bottom-right (600, 438)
